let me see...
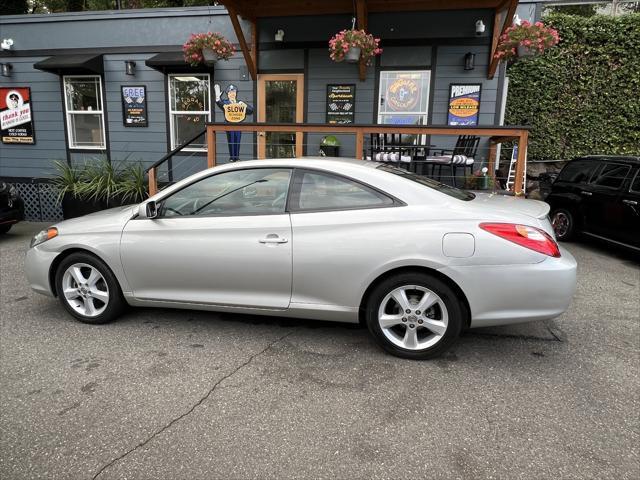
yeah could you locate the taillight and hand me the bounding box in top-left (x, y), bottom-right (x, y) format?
top-left (479, 223), bottom-right (561, 257)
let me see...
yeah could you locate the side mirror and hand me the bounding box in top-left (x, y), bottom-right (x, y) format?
top-left (138, 200), bottom-right (158, 219)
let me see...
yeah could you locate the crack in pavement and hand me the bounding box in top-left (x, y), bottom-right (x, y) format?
top-left (91, 331), bottom-right (292, 480)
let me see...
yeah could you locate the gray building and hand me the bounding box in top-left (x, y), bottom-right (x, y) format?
top-left (0, 1), bottom-right (533, 220)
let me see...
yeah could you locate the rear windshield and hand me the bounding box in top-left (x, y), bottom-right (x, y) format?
top-left (377, 165), bottom-right (475, 201)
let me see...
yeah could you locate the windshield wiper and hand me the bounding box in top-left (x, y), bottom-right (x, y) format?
top-left (190, 179), bottom-right (268, 215)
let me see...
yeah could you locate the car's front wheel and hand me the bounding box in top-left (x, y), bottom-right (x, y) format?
top-left (54, 252), bottom-right (126, 324)
top-left (365, 273), bottom-right (463, 360)
top-left (551, 208), bottom-right (577, 241)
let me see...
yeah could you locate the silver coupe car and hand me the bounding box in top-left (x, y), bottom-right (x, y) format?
top-left (25, 158), bottom-right (577, 359)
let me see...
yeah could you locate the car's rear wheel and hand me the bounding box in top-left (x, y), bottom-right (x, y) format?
top-left (365, 273), bottom-right (463, 360)
top-left (54, 252), bottom-right (126, 325)
top-left (551, 208), bottom-right (577, 241)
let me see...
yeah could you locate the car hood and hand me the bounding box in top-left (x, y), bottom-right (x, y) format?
top-left (54, 205), bottom-right (137, 234)
top-left (469, 192), bottom-right (550, 220)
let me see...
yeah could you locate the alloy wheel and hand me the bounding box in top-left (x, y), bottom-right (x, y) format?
top-left (552, 211), bottom-right (570, 239)
top-left (377, 285), bottom-right (449, 350)
top-left (61, 263), bottom-right (109, 317)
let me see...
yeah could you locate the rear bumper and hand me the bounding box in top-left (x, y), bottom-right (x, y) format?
top-left (439, 247), bottom-right (577, 328)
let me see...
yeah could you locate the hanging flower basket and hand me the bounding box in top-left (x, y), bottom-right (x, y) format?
top-left (329, 29), bottom-right (382, 66)
top-left (183, 32), bottom-right (235, 67)
top-left (494, 21), bottom-right (559, 63)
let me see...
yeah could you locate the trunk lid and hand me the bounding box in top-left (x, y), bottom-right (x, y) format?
top-left (470, 192), bottom-right (550, 220)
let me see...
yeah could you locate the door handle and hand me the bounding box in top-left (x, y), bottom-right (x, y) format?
top-left (259, 234), bottom-right (288, 244)
top-left (622, 199), bottom-right (638, 206)
top-left (580, 191), bottom-right (593, 196)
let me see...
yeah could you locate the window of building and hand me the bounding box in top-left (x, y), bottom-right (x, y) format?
top-left (63, 75), bottom-right (106, 149)
top-left (159, 168), bottom-right (292, 217)
top-left (377, 70), bottom-right (430, 127)
top-left (292, 170), bottom-right (394, 211)
top-left (168, 74), bottom-right (211, 151)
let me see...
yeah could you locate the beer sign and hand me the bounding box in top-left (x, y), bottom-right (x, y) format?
top-left (447, 84), bottom-right (481, 127)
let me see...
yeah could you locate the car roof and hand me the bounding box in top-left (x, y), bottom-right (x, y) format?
top-left (574, 155), bottom-right (640, 164)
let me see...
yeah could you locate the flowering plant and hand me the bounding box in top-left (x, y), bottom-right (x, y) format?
top-left (183, 32), bottom-right (235, 66)
top-left (329, 29), bottom-right (382, 65)
top-left (494, 21), bottom-right (560, 62)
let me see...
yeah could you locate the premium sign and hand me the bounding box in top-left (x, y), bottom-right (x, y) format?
top-left (121, 85), bottom-right (148, 127)
top-left (326, 84), bottom-right (355, 124)
top-left (447, 84), bottom-right (481, 126)
top-left (1, 87), bottom-right (35, 144)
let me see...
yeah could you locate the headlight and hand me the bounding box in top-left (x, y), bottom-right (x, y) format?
top-left (30, 227), bottom-right (58, 248)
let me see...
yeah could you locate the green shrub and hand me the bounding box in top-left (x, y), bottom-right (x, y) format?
top-left (505, 13), bottom-right (640, 161)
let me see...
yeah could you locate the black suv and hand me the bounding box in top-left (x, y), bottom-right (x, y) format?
top-left (0, 182), bottom-right (24, 234)
top-left (546, 155), bottom-right (639, 250)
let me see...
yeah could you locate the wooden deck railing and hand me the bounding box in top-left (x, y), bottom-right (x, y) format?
top-left (148, 123), bottom-right (529, 196)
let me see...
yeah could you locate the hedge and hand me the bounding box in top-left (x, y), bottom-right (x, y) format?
top-left (504, 13), bottom-right (640, 161)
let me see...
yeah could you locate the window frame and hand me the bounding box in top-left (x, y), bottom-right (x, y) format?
top-left (167, 73), bottom-right (212, 152)
top-left (287, 168), bottom-right (404, 214)
top-left (376, 69), bottom-right (431, 126)
top-left (589, 162), bottom-right (631, 191)
top-left (628, 168), bottom-right (640, 194)
top-left (62, 74), bottom-right (107, 150)
top-left (155, 167), bottom-right (294, 219)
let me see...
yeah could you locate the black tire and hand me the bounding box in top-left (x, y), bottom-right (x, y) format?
top-left (0, 224), bottom-right (12, 234)
top-left (551, 208), bottom-right (577, 242)
top-left (365, 272), bottom-right (463, 360)
top-left (54, 252), bottom-right (126, 325)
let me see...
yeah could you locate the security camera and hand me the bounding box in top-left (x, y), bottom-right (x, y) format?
top-left (475, 20), bottom-right (485, 36)
top-left (1, 39), bottom-right (13, 50)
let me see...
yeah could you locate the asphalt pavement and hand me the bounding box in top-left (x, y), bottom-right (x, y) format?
top-left (1, 222), bottom-right (638, 480)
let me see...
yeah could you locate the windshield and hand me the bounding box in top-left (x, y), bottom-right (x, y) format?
top-left (377, 165), bottom-right (476, 201)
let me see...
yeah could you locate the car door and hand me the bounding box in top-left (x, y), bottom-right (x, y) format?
top-left (287, 168), bottom-right (400, 309)
top-left (120, 167), bottom-right (293, 309)
top-left (581, 162), bottom-right (631, 238)
top-left (619, 168), bottom-right (640, 247)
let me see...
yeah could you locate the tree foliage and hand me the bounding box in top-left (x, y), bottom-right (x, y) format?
top-left (505, 13), bottom-right (640, 160)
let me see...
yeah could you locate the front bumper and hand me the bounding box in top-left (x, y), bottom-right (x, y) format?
top-left (440, 246), bottom-right (577, 328)
top-left (25, 246), bottom-right (58, 297)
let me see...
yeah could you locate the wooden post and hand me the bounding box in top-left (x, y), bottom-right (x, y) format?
top-left (148, 167), bottom-right (157, 196)
top-left (514, 130), bottom-right (528, 196)
top-left (355, 129), bottom-right (364, 160)
top-left (487, 138), bottom-right (497, 178)
top-left (207, 126), bottom-right (216, 169)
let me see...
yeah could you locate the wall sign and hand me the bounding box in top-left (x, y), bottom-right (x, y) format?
top-left (326, 84), bottom-right (355, 124)
top-left (1, 87), bottom-right (35, 145)
top-left (447, 84), bottom-right (481, 126)
top-left (121, 85), bottom-right (148, 127)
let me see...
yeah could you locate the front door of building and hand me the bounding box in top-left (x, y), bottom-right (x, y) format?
top-left (257, 74), bottom-right (304, 159)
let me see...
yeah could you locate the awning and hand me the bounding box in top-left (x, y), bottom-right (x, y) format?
top-left (33, 54), bottom-right (104, 75)
top-left (145, 52), bottom-right (210, 73)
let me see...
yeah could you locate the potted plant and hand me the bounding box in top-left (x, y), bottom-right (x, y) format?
top-left (183, 32), bottom-right (235, 67)
top-left (52, 157), bottom-right (148, 219)
top-left (329, 29), bottom-right (382, 65)
top-left (494, 21), bottom-right (559, 62)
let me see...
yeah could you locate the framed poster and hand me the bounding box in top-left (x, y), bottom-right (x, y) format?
top-left (326, 84), bottom-right (356, 124)
top-left (121, 85), bottom-right (148, 127)
top-left (1, 87), bottom-right (36, 145)
top-left (447, 84), bottom-right (481, 127)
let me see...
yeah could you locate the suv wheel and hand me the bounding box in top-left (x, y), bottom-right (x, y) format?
top-left (551, 208), bottom-right (577, 241)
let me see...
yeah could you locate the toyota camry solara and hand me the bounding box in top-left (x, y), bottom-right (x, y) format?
top-left (26, 158), bottom-right (577, 359)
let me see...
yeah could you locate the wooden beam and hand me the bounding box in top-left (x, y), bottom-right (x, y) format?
top-left (487, 0), bottom-right (518, 79)
top-left (207, 127), bottom-right (216, 169)
top-left (226, 3), bottom-right (257, 81)
top-left (148, 167), bottom-right (157, 197)
top-left (251, 19), bottom-right (258, 76)
top-left (356, 0), bottom-right (368, 82)
top-left (514, 130), bottom-right (528, 196)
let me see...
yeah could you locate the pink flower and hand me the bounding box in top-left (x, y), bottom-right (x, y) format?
top-left (523, 39), bottom-right (532, 46)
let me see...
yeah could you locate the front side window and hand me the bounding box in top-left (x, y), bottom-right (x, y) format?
top-left (292, 170), bottom-right (394, 211)
top-left (630, 169), bottom-right (640, 193)
top-left (159, 168), bottom-right (292, 217)
top-left (556, 160), bottom-right (597, 184)
top-left (591, 163), bottom-right (630, 190)
top-left (168, 74), bottom-right (211, 150)
top-left (63, 76), bottom-right (106, 149)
